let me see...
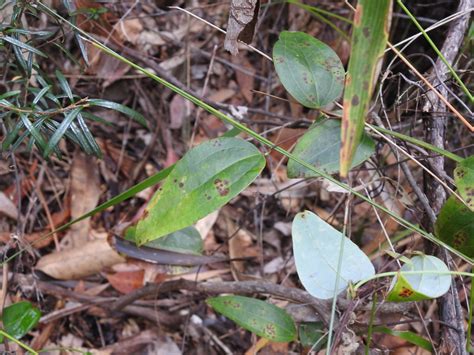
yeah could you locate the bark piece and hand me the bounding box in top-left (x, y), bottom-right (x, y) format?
top-left (224, 0), bottom-right (259, 55)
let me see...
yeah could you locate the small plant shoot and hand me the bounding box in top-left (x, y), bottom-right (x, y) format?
top-left (207, 295), bottom-right (297, 342)
top-left (292, 210), bottom-right (374, 299)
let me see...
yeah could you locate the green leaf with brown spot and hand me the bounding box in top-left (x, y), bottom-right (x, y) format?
top-left (134, 137), bottom-right (265, 245)
top-left (435, 195), bottom-right (474, 257)
top-left (386, 255), bottom-right (451, 302)
top-left (273, 31), bottom-right (344, 108)
top-left (207, 295), bottom-right (297, 342)
top-left (454, 155), bottom-right (474, 211)
top-left (340, 0), bottom-right (392, 177)
top-left (287, 118), bottom-right (374, 177)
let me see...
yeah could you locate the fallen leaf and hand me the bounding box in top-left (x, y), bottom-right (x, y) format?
top-left (0, 192), bottom-right (17, 220)
top-left (106, 270), bottom-right (145, 294)
top-left (36, 238), bottom-right (125, 279)
top-left (62, 152), bottom-right (101, 248)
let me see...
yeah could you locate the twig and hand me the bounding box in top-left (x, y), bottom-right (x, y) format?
top-left (110, 279), bottom-right (333, 326)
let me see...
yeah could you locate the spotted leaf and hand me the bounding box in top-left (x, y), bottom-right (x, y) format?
top-left (387, 255), bottom-right (451, 302)
top-left (134, 137), bottom-right (265, 245)
top-left (273, 31), bottom-right (344, 108)
top-left (207, 295), bottom-right (297, 342)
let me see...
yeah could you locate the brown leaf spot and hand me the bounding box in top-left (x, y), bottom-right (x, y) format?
top-left (275, 56), bottom-right (285, 64)
top-left (264, 323), bottom-right (277, 339)
top-left (453, 231), bottom-right (467, 248)
top-left (363, 81), bottom-right (369, 91)
top-left (354, 4), bottom-right (363, 26)
top-left (398, 287), bottom-right (414, 298)
top-left (455, 167), bottom-right (466, 179)
top-left (351, 95), bottom-right (360, 106)
top-left (362, 27), bottom-right (370, 38)
top-left (214, 178), bottom-right (230, 196)
top-left (178, 182), bottom-right (184, 188)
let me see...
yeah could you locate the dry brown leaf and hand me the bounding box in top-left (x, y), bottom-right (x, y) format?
top-left (195, 210), bottom-right (220, 240)
top-left (231, 55), bottom-right (255, 103)
top-left (106, 270), bottom-right (145, 294)
top-left (36, 238), bottom-right (125, 279)
top-left (169, 95), bottom-right (187, 129)
top-left (0, 191), bottom-right (17, 220)
top-left (63, 152), bottom-right (101, 248)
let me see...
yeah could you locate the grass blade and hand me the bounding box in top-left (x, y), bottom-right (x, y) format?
top-left (340, 0), bottom-right (392, 177)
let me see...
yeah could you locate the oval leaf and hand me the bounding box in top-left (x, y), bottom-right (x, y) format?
top-left (454, 156), bottom-right (474, 211)
top-left (126, 225), bottom-right (203, 255)
top-left (135, 137), bottom-right (265, 245)
top-left (2, 301), bottom-right (41, 339)
top-left (387, 255), bottom-right (451, 302)
top-left (435, 195), bottom-right (474, 257)
top-left (207, 295), bottom-right (296, 342)
top-left (287, 118), bottom-right (374, 177)
top-left (273, 31), bottom-right (344, 108)
top-left (292, 210), bottom-right (374, 299)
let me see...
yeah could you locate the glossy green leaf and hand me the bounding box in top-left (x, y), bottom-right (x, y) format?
top-left (454, 155), bottom-right (474, 211)
top-left (2, 301), bottom-right (41, 339)
top-left (87, 99), bottom-right (147, 127)
top-left (373, 326), bottom-right (433, 351)
top-left (292, 210), bottom-right (374, 299)
top-left (207, 295), bottom-right (297, 342)
top-left (435, 195), bottom-right (474, 257)
top-left (273, 31), bottom-right (344, 108)
top-left (340, 0), bottom-right (392, 176)
top-left (287, 118), bottom-right (374, 177)
top-left (387, 255), bottom-right (451, 302)
top-left (126, 225), bottom-right (203, 255)
top-left (134, 137), bottom-right (265, 245)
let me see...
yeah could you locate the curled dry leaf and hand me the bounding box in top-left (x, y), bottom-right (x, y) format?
top-left (224, 0), bottom-right (260, 55)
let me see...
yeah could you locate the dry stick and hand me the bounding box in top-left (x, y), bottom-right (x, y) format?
top-left (386, 42), bottom-right (472, 131)
top-left (420, 0), bottom-right (471, 353)
top-left (110, 279), bottom-right (333, 325)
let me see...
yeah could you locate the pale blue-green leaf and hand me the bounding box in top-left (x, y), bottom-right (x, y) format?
top-left (292, 210), bottom-right (374, 299)
top-left (387, 255), bottom-right (451, 302)
top-left (287, 118), bottom-right (374, 177)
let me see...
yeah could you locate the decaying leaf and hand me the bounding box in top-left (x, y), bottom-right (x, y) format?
top-left (224, 0), bottom-right (260, 55)
top-left (62, 152), bottom-right (101, 248)
top-left (36, 237), bottom-right (125, 280)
